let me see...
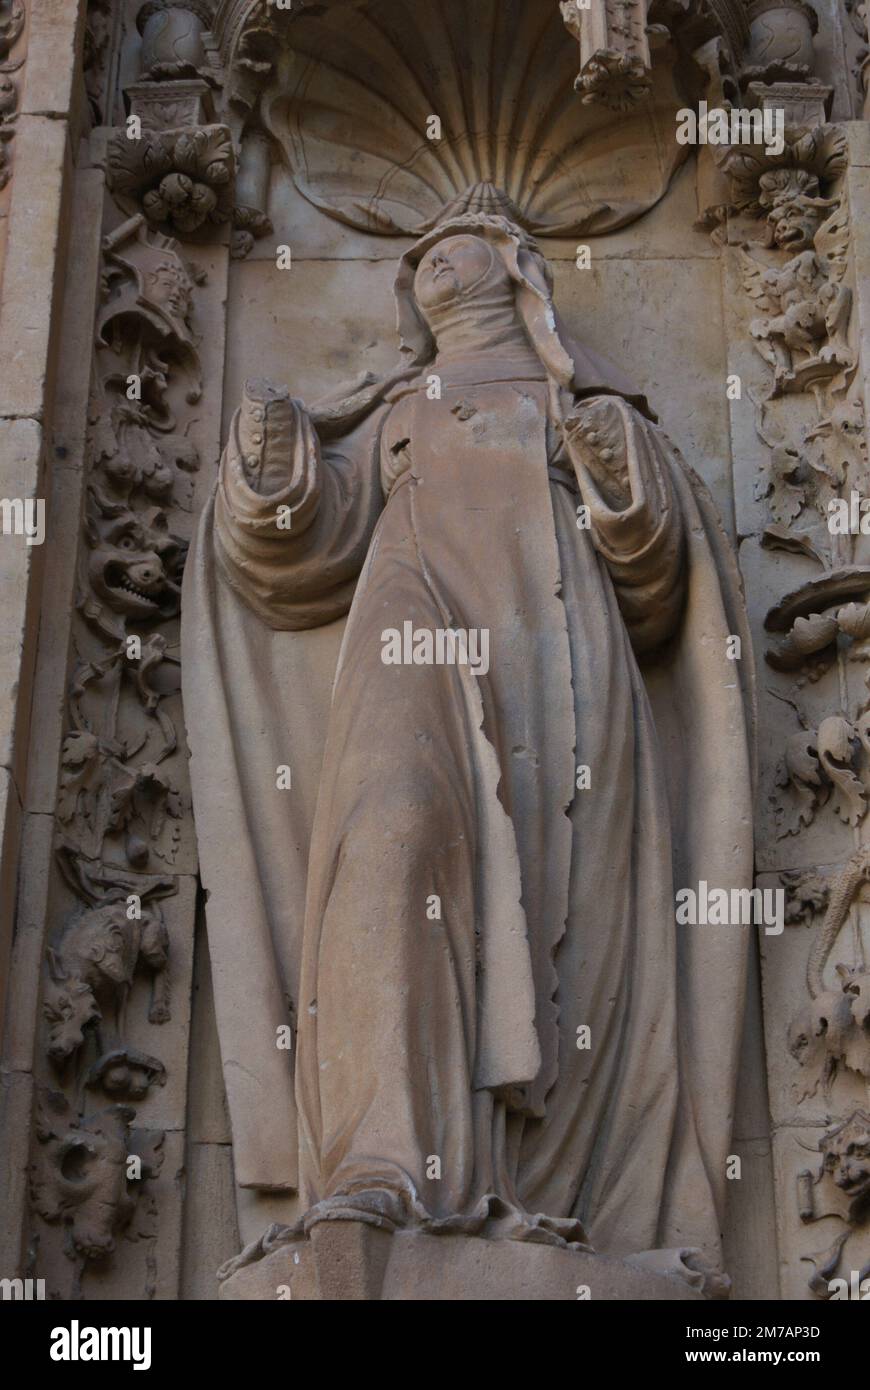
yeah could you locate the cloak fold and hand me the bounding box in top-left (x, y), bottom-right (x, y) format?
top-left (182, 357), bottom-right (754, 1264)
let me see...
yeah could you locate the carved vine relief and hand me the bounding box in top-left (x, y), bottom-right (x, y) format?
top-left (0, 0), bottom-right (25, 193)
top-left (716, 50), bottom-right (870, 1297)
top-left (31, 214), bottom-right (202, 1282)
top-left (24, 0), bottom-right (869, 1299)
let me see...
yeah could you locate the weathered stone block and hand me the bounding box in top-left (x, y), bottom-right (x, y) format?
top-left (0, 115), bottom-right (70, 420)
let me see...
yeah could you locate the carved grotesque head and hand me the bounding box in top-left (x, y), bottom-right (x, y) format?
top-left (31, 1094), bottom-right (163, 1262)
top-left (820, 1111), bottom-right (870, 1215)
top-left (98, 222), bottom-right (202, 356)
top-left (758, 170), bottom-right (834, 252)
top-left (45, 904), bottom-right (169, 1063)
top-left (85, 500), bottom-right (184, 622)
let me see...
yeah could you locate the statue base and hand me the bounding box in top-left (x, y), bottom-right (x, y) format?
top-left (218, 1224), bottom-right (707, 1301)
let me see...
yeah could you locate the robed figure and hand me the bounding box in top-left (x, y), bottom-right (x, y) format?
top-left (183, 201), bottom-right (754, 1283)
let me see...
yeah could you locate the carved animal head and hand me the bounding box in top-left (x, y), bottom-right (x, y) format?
top-left (43, 977), bottom-right (101, 1063)
top-left (87, 1046), bottom-right (166, 1100)
top-left (769, 196), bottom-right (829, 253)
top-left (758, 170), bottom-right (834, 252)
top-left (820, 1111), bottom-right (870, 1216)
top-left (31, 1093), bottom-right (163, 1261)
top-left (44, 904), bottom-right (168, 1063)
top-left (789, 969), bottom-right (870, 1099)
top-left (84, 500), bottom-right (184, 621)
top-left (51, 904), bottom-right (141, 989)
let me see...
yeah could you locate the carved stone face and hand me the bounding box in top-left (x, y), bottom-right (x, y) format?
top-left (822, 1112), bottom-right (870, 1202)
top-left (413, 234), bottom-right (494, 310)
top-left (31, 1103), bottom-right (139, 1261)
top-left (87, 508), bottom-right (183, 620)
top-left (88, 916), bottom-right (134, 986)
top-left (140, 258), bottom-right (195, 339)
top-left (769, 197), bottom-right (825, 252)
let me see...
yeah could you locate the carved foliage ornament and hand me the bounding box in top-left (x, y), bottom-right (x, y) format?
top-left (560, 0), bottom-right (652, 110)
top-left (798, 1110), bottom-right (870, 1297)
top-left (787, 849), bottom-right (870, 1098)
top-left (33, 217), bottom-right (203, 1274)
top-left (108, 125), bottom-right (235, 237)
top-left (726, 122), bottom-right (846, 226)
top-left (0, 0), bottom-right (25, 191)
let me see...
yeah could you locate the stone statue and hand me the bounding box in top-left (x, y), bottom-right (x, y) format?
top-left (183, 193), bottom-right (755, 1296)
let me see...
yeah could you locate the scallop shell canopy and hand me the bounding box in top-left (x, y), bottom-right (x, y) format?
top-left (253, 0), bottom-right (693, 237)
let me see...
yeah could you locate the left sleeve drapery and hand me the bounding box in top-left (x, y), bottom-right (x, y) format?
top-left (214, 377), bottom-right (386, 631)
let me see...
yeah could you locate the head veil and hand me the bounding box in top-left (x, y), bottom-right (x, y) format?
top-left (310, 190), bottom-right (654, 437)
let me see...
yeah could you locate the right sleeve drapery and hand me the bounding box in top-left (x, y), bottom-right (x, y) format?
top-left (565, 394), bottom-right (686, 654)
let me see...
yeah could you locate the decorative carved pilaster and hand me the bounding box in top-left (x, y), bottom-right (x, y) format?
top-left (796, 1110), bottom-right (870, 1297)
top-left (231, 122), bottom-right (272, 258)
top-left (845, 0), bottom-right (870, 119)
top-left (30, 215), bottom-right (204, 1291)
top-left (83, 0), bottom-right (121, 127)
top-left (718, 22), bottom-right (870, 1293)
top-left (0, 0), bottom-right (25, 192)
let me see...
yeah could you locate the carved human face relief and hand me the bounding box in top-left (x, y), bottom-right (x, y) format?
top-left (144, 260), bottom-right (194, 332)
top-left (413, 234), bottom-right (495, 310)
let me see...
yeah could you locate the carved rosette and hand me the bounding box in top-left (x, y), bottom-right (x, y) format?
top-left (107, 124), bottom-right (235, 238)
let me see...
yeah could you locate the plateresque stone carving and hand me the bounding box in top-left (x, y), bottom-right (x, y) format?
top-left (798, 1110), bottom-right (870, 1296)
top-left (30, 1091), bottom-right (164, 1269)
top-left (13, 0), bottom-right (870, 1307)
top-left (28, 210), bottom-right (204, 1286)
top-left (183, 191), bottom-right (755, 1299)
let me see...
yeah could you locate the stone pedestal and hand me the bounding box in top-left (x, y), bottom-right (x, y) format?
top-left (219, 1227), bottom-right (706, 1302)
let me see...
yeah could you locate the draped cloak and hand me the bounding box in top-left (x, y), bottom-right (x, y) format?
top-left (182, 336), bottom-right (755, 1265)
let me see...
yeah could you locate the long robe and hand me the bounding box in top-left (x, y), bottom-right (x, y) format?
top-left (182, 354), bottom-right (755, 1265)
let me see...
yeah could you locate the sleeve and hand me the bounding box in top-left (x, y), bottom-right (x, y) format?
top-left (213, 377), bottom-right (386, 630)
top-left (564, 394), bottom-right (686, 653)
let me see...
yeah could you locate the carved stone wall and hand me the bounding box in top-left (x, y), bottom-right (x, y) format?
top-left (0, 0), bottom-right (869, 1302)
